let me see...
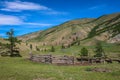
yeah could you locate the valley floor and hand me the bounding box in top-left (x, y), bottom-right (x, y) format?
top-left (0, 57), bottom-right (120, 80)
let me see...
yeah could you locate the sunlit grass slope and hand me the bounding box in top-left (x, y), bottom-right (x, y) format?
top-left (0, 57), bottom-right (120, 80)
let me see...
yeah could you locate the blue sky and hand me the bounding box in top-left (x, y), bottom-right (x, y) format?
top-left (0, 0), bottom-right (120, 37)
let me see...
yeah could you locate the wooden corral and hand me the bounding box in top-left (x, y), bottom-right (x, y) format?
top-left (29, 54), bottom-right (120, 65)
top-left (112, 59), bottom-right (120, 63)
top-left (29, 54), bottom-right (74, 65)
top-left (76, 57), bottom-right (118, 64)
top-left (52, 55), bottom-right (74, 65)
top-left (30, 54), bottom-right (52, 63)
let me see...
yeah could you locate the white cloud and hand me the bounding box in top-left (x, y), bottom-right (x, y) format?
top-left (89, 5), bottom-right (106, 10)
top-left (0, 1), bottom-right (67, 15)
top-left (0, 14), bottom-right (23, 25)
top-left (43, 10), bottom-right (68, 15)
top-left (23, 23), bottom-right (52, 26)
top-left (0, 14), bottom-right (52, 26)
top-left (1, 1), bottom-right (50, 12)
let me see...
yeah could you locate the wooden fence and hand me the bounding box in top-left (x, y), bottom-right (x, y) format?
top-left (29, 54), bottom-right (74, 65)
top-left (29, 54), bottom-right (120, 65)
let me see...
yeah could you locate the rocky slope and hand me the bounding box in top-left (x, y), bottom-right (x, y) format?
top-left (19, 13), bottom-right (120, 46)
top-left (18, 31), bottom-right (42, 42)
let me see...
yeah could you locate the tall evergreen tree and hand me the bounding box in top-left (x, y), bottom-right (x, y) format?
top-left (94, 41), bottom-right (105, 57)
top-left (80, 47), bottom-right (88, 57)
top-left (6, 29), bottom-right (21, 57)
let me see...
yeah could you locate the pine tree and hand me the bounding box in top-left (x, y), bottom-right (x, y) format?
top-left (30, 44), bottom-right (32, 50)
top-left (94, 42), bottom-right (105, 57)
top-left (51, 46), bottom-right (55, 52)
top-left (6, 29), bottom-right (21, 57)
top-left (36, 46), bottom-right (40, 51)
top-left (80, 47), bottom-right (88, 57)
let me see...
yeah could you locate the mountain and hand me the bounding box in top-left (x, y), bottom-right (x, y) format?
top-left (19, 13), bottom-right (120, 46)
top-left (18, 31), bottom-right (42, 42)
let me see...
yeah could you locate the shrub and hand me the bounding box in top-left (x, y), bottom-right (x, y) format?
top-left (80, 47), bottom-right (88, 57)
top-left (51, 46), bottom-right (55, 52)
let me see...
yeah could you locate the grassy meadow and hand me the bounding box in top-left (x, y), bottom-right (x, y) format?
top-left (0, 38), bottom-right (120, 80)
top-left (0, 57), bottom-right (120, 80)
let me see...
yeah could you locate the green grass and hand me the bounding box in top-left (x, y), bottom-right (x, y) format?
top-left (29, 42), bottom-right (120, 58)
top-left (0, 57), bottom-right (120, 80)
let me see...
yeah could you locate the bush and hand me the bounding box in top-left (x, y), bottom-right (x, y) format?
top-left (94, 42), bottom-right (105, 57)
top-left (30, 44), bottom-right (32, 50)
top-left (80, 47), bottom-right (88, 57)
top-left (51, 46), bottom-right (55, 52)
top-left (85, 68), bottom-right (92, 71)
